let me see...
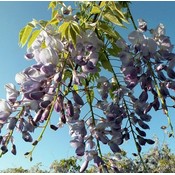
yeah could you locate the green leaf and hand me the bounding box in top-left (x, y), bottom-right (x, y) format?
top-left (109, 82), bottom-right (118, 99)
top-left (68, 25), bottom-right (76, 48)
top-left (98, 22), bottom-right (120, 40)
top-left (59, 22), bottom-right (70, 40)
top-left (99, 52), bottom-right (113, 72)
top-left (108, 2), bottom-right (129, 23)
top-left (86, 89), bottom-right (94, 104)
top-left (71, 22), bottom-right (81, 36)
top-left (73, 84), bottom-right (78, 92)
top-left (63, 69), bottom-right (71, 81)
top-left (48, 1), bottom-right (57, 10)
top-left (19, 25), bottom-right (33, 47)
top-left (49, 17), bottom-right (59, 25)
top-left (27, 30), bottom-right (41, 48)
top-left (99, 1), bottom-right (106, 8)
top-left (91, 6), bottom-right (101, 14)
top-left (104, 12), bottom-right (124, 27)
top-left (19, 27), bottom-right (26, 46)
top-left (39, 20), bottom-right (48, 28)
top-left (51, 9), bottom-right (58, 19)
top-left (107, 44), bottom-right (122, 56)
top-left (28, 22), bottom-right (35, 28)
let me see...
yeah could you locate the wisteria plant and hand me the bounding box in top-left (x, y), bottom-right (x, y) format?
top-left (0, 1), bottom-right (175, 173)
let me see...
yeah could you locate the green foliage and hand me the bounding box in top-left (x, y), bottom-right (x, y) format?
top-left (2, 141), bottom-right (175, 173)
top-left (49, 156), bottom-right (80, 173)
top-left (27, 30), bottom-right (41, 48)
top-left (99, 51), bottom-right (113, 72)
top-left (19, 24), bottom-right (34, 47)
top-left (86, 88), bottom-right (94, 104)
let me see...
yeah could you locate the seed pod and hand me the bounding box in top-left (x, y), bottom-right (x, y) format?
top-left (8, 117), bottom-right (18, 130)
top-left (11, 144), bottom-right (17, 155)
top-left (72, 90), bottom-right (84, 105)
top-left (138, 119), bottom-right (150, 130)
top-left (136, 127), bottom-right (146, 137)
top-left (80, 160), bottom-right (89, 173)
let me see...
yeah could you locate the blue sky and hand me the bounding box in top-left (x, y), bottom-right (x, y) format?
top-left (0, 1), bottom-right (175, 171)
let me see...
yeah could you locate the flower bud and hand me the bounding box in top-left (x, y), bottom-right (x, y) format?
top-left (108, 141), bottom-right (121, 153)
top-left (11, 144), bottom-right (17, 155)
top-left (138, 119), bottom-right (150, 130)
top-left (80, 160), bottom-right (89, 173)
top-left (33, 109), bottom-right (44, 123)
top-left (8, 117), bottom-right (18, 130)
top-left (29, 91), bottom-right (45, 100)
top-left (22, 131), bottom-right (33, 142)
top-left (66, 100), bottom-right (74, 117)
top-left (72, 91), bottom-right (84, 105)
